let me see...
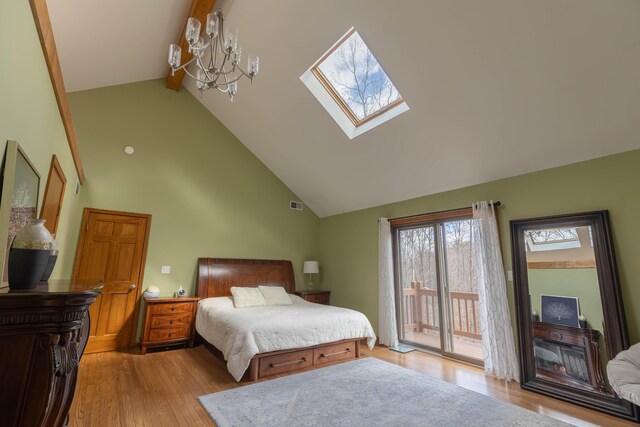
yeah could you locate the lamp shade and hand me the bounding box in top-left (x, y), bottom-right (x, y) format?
top-left (303, 261), bottom-right (319, 274)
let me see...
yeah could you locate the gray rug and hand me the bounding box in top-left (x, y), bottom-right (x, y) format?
top-left (198, 357), bottom-right (572, 427)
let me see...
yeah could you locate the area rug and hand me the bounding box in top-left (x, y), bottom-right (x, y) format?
top-left (198, 357), bottom-right (572, 427)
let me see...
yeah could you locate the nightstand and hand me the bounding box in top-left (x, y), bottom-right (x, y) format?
top-left (296, 290), bottom-right (330, 305)
top-left (141, 297), bottom-right (199, 354)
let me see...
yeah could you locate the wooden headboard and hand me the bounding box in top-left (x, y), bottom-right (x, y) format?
top-left (197, 258), bottom-right (296, 298)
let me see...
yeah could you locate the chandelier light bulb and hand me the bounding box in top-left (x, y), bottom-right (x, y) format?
top-left (196, 69), bottom-right (207, 91)
top-left (205, 12), bottom-right (219, 37)
top-left (247, 55), bottom-right (259, 76)
top-left (224, 27), bottom-right (238, 52)
top-left (195, 36), bottom-right (204, 51)
top-left (233, 46), bottom-right (242, 65)
top-left (186, 17), bottom-right (201, 47)
top-left (168, 44), bottom-right (181, 69)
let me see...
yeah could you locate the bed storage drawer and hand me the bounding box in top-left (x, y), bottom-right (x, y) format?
top-left (259, 349), bottom-right (313, 377)
top-left (313, 341), bottom-right (356, 365)
top-left (147, 326), bottom-right (191, 342)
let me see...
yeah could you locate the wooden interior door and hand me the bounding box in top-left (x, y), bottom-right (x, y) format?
top-left (39, 154), bottom-right (67, 235)
top-left (73, 208), bottom-right (151, 353)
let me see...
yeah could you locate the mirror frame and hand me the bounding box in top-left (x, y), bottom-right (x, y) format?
top-left (511, 210), bottom-right (639, 422)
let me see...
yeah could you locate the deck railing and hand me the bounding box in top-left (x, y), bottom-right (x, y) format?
top-left (402, 281), bottom-right (481, 340)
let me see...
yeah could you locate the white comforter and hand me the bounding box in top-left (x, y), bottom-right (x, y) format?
top-left (196, 295), bottom-right (376, 381)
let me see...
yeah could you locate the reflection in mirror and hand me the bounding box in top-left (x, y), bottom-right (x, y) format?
top-left (525, 225), bottom-right (609, 394)
top-left (510, 211), bottom-right (638, 422)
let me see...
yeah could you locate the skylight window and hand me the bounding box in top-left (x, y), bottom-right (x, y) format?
top-left (301, 28), bottom-right (408, 139)
top-left (525, 228), bottom-right (582, 252)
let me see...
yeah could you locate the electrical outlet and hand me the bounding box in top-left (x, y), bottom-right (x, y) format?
top-left (161, 266), bottom-right (171, 274)
top-left (507, 270), bottom-right (513, 281)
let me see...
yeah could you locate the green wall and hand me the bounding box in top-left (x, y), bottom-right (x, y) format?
top-left (0, 0), bottom-right (83, 280)
top-left (318, 149), bottom-right (640, 344)
top-left (68, 80), bottom-right (320, 332)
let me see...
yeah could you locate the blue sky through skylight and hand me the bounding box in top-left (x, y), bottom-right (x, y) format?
top-left (317, 30), bottom-right (402, 122)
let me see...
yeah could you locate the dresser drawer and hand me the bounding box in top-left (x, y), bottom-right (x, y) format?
top-left (149, 313), bottom-right (192, 329)
top-left (151, 301), bottom-right (194, 315)
top-left (313, 341), bottom-right (356, 365)
top-left (259, 349), bottom-right (313, 377)
top-left (147, 326), bottom-right (191, 342)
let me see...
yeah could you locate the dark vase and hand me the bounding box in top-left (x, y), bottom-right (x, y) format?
top-left (40, 237), bottom-right (59, 282)
top-left (8, 219), bottom-right (55, 290)
top-left (40, 254), bottom-right (58, 282)
top-left (8, 249), bottom-right (50, 290)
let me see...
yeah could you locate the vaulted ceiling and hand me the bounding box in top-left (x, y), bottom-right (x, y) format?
top-left (48, 0), bottom-right (640, 217)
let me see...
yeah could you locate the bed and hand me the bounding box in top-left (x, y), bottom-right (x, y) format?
top-left (195, 258), bottom-right (376, 381)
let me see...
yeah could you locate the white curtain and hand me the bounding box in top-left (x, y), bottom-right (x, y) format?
top-left (378, 218), bottom-right (398, 347)
top-left (472, 201), bottom-right (520, 382)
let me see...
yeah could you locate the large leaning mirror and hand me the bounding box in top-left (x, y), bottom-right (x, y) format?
top-left (511, 210), bottom-right (639, 422)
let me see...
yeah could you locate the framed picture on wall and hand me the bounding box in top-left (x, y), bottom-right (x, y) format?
top-left (0, 141), bottom-right (41, 288)
top-left (540, 294), bottom-right (580, 327)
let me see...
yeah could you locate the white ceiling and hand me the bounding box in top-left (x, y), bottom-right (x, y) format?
top-left (49, 0), bottom-right (640, 217)
top-left (47, 0), bottom-right (192, 92)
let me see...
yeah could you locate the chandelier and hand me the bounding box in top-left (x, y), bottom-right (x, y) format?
top-left (168, 9), bottom-right (259, 101)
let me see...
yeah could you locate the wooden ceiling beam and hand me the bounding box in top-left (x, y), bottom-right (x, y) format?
top-left (166, 0), bottom-right (217, 91)
top-left (29, 0), bottom-right (85, 183)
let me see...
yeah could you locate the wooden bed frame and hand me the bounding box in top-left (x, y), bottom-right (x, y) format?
top-left (196, 258), bottom-right (362, 381)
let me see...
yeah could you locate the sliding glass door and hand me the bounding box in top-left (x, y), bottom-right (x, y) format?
top-left (394, 216), bottom-right (483, 364)
top-left (396, 225), bottom-right (441, 350)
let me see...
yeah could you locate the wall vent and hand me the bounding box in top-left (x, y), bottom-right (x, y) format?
top-left (289, 201), bottom-right (303, 210)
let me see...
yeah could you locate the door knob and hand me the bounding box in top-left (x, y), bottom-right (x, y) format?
top-left (129, 284), bottom-right (137, 292)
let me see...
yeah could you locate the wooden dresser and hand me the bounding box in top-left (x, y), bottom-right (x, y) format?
top-left (296, 290), bottom-right (331, 305)
top-left (0, 279), bottom-right (102, 427)
top-left (141, 297), bottom-right (199, 354)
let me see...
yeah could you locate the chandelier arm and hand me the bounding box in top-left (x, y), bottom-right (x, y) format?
top-left (195, 51), bottom-right (215, 82)
top-left (173, 37), bottom-right (211, 72)
top-left (210, 29), bottom-right (221, 71)
top-left (220, 74), bottom-right (244, 85)
top-left (211, 54), bottom-right (229, 85)
top-left (234, 65), bottom-right (252, 78)
top-left (173, 54), bottom-right (197, 73)
top-left (182, 67), bottom-right (210, 84)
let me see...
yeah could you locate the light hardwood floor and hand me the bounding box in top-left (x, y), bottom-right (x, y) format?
top-left (69, 345), bottom-right (637, 427)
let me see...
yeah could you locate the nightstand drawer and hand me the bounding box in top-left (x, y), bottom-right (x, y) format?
top-left (147, 326), bottom-right (191, 342)
top-left (305, 293), bottom-right (328, 304)
top-left (149, 313), bottom-right (192, 329)
top-left (151, 301), bottom-right (194, 315)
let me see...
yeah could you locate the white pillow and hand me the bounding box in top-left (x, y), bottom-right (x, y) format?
top-left (230, 287), bottom-right (267, 308)
top-left (258, 286), bottom-right (292, 306)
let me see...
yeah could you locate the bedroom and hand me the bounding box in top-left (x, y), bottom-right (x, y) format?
top-left (0, 0), bottom-right (639, 426)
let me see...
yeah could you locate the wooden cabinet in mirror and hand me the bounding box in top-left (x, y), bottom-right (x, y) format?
top-left (510, 210), bottom-right (638, 422)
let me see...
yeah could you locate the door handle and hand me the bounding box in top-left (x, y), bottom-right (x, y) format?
top-left (129, 284), bottom-right (137, 292)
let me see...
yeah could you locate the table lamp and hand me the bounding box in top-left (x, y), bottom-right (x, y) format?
top-left (303, 261), bottom-right (319, 290)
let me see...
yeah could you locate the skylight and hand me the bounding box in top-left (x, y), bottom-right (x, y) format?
top-left (525, 228), bottom-right (582, 252)
top-left (301, 28), bottom-right (409, 139)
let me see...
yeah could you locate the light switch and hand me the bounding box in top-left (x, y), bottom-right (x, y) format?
top-left (507, 270), bottom-right (513, 281)
top-left (161, 266), bottom-right (171, 274)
